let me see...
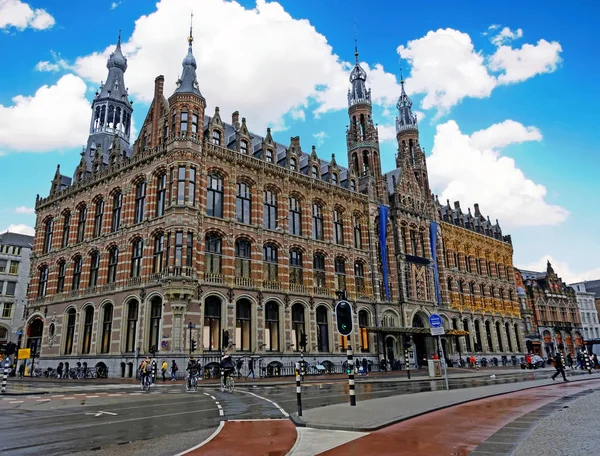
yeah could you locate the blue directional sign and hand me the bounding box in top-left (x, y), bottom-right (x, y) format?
top-left (429, 314), bottom-right (442, 328)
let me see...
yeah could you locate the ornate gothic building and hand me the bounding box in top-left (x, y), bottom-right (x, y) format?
top-left (25, 30), bottom-right (523, 377)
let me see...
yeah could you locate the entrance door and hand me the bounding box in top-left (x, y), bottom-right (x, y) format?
top-left (386, 337), bottom-right (396, 363)
top-left (413, 334), bottom-right (427, 368)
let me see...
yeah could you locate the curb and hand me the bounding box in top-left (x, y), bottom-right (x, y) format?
top-left (0, 390), bottom-right (50, 396)
top-left (289, 373), bottom-right (600, 432)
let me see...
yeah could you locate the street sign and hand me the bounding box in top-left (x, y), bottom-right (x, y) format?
top-left (17, 348), bottom-right (31, 359)
top-left (430, 326), bottom-right (445, 336)
top-left (429, 314), bottom-right (442, 328)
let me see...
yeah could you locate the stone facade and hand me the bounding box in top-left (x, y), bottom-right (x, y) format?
top-left (24, 33), bottom-right (524, 377)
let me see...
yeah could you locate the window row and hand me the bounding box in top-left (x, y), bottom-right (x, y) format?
top-left (443, 250), bottom-right (512, 281)
top-left (447, 278), bottom-right (515, 301)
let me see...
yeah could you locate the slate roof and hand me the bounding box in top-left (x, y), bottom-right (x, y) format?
top-left (0, 232), bottom-right (34, 248)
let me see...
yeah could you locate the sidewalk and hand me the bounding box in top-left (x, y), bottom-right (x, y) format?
top-left (290, 371), bottom-right (600, 432)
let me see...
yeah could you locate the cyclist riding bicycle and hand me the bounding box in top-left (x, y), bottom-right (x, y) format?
top-left (186, 356), bottom-right (199, 388)
top-left (220, 352), bottom-right (234, 387)
top-left (139, 357), bottom-right (152, 386)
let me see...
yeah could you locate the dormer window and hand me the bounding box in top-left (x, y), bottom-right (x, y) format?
top-left (311, 165), bottom-right (319, 179)
top-left (350, 180), bottom-right (356, 191)
top-left (240, 140), bottom-right (248, 155)
top-left (332, 173), bottom-right (339, 185)
top-left (212, 130), bottom-right (221, 146)
top-left (266, 149), bottom-right (273, 163)
top-left (290, 157), bottom-right (297, 171)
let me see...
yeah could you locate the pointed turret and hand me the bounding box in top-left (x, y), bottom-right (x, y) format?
top-left (174, 17), bottom-right (202, 97)
top-left (395, 76), bottom-right (418, 134)
top-left (347, 38), bottom-right (371, 106)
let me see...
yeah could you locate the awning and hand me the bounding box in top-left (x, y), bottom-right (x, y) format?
top-left (364, 326), bottom-right (469, 337)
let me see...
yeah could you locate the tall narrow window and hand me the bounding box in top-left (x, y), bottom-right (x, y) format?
top-left (153, 234), bottom-right (164, 273)
top-left (313, 254), bottom-right (326, 289)
top-left (207, 174), bottom-right (223, 218)
top-left (236, 299), bottom-right (252, 351)
top-left (353, 217), bottom-right (362, 249)
top-left (111, 192), bottom-right (122, 232)
top-left (189, 167), bottom-right (196, 206)
top-left (64, 309), bottom-right (76, 355)
top-left (333, 209), bottom-right (344, 245)
top-left (263, 190), bottom-right (277, 230)
top-left (156, 174), bottom-right (167, 216)
top-left (335, 258), bottom-right (346, 291)
top-left (131, 239), bottom-right (143, 277)
top-left (134, 182), bottom-right (146, 223)
top-left (81, 306), bottom-right (94, 354)
top-left (263, 244), bottom-right (278, 283)
top-left (148, 297), bottom-right (162, 352)
top-left (236, 182), bottom-right (251, 224)
top-left (316, 306), bottom-right (329, 352)
top-left (291, 304), bottom-right (305, 351)
top-left (169, 168), bottom-right (175, 204)
top-left (38, 266), bottom-right (48, 297)
top-left (332, 173), bottom-right (339, 185)
top-left (177, 166), bottom-right (186, 204)
top-left (240, 140), bottom-right (248, 155)
top-left (107, 247), bottom-right (118, 283)
top-left (354, 262), bottom-right (365, 293)
top-left (180, 111), bottom-right (188, 133)
top-left (203, 297), bottom-right (221, 351)
top-left (56, 261), bottom-right (66, 293)
top-left (43, 219), bottom-right (54, 254)
top-left (410, 230), bottom-right (417, 256)
top-left (191, 113), bottom-right (198, 134)
top-left (76, 206), bottom-right (87, 243)
top-left (205, 235), bottom-right (222, 275)
top-left (61, 212), bottom-right (71, 247)
top-left (212, 130), bottom-right (221, 145)
top-left (311, 165), bottom-right (319, 179)
top-left (359, 310), bottom-right (369, 352)
top-left (93, 200), bottom-right (104, 238)
top-left (186, 233), bottom-right (194, 268)
top-left (88, 252), bottom-right (100, 287)
top-left (265, 302), bottom-right (279, 351)
top-left (401, 227), bottom-right (409, 254)
top-left (312, 203), bottom-right (324, 240)
top-left (350, 180), bottom-right (356, 191)
top-left (265, 149), bottom-right (273, 163)
top-left (101, 304), bottom-right (113, 354)
top-left (419, 232), bottom-right (426, 257)
top-left (174, 231), bottom-right (184, 267)
top-left (235, 239), bottom-right (251, 279)
top-left (72, 256), bottom-right (82, 290)
top-left (289, 197), bottom-right (302, 236)
top-left (289, 249), bottom-right (303, 285)
top-left (125, 300), bottom-right (138, 352)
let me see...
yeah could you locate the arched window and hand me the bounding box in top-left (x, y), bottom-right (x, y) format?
top-left (290, 157), bottom-right (297, 171)
top-left (265, 149), bottom-right (274, 163)
top-left (505, 322), bottom-right (513, 352)
top-left (384, 312), bottom-right (397, 327)
top-left (131, 239), bottom-right (143, 278)
top-left (312, 203), bottom-right (324, 240)
top-left (124, 299), bottom-right (138, 353)
top-left (334, 258), bottom-right (346, 291)
top-left (235, 239), bottom-right (251, 279)
top-left (153, 234), bottom-right (165, 273)
top-left (447, 277), bottom-right (453, 292)
top-left (61, 212), bottom-right (71, 248)
top-left (240, 140), bottom-right (248, 155)
top-left (134, 181), bottom-right (146, 224)
top-left (352, 152), bottom-right (359, 172)
top-left (496, 321), bottom-right (504, 352)
top-left (204, 296), bottom-right (222, 351)
top-left (72, 256), bottom-right (82, 290)
top-left (316, 306), bottom-right (329, 352)
top-left (76, 206), bottom-right (87, 243)
top-left (212, 130), bottom-right (221, 145)
top-left (292, 303), bottom-right (305, 352)
top-left (313, 253), bottom-right (326, 289)
top-left (81, 306), bottom-right (94, 354)
top-left (180, 110), bottom-right (188, 132)
top-left (311, 165), bottom-right (319, 179)
top-left (192, 112), bottom-right (198, 134)
top-left (148, 297), bottom-right (162, 352)
top-left (56, 260), bottom-right (66, 293)
top-left (265, 301), bottom-right (279, 351)
top-left (111, 192), bottom-right (122, 232)
top-left (38, 266), bottom-right (48, 297)
top-left (64, 309), bottom-right (76, 355)
top-left (485, 321), bottom-right (493, 351)
top-left (463, 319), bottom-right (472, 351)
top-left (43, 218), bottom-right (54, 254)
top-left (236, 299), bottom-right (252, 351)
top-left (474, 321), bottom-right (482, 352)
top-left (333, 209), bottom-right (344, 245)
top-left (105, 247), bottom-right (118, 284)
top-left (207, 174), bottom-right (224, 218)
top-left (362, 150), bottom-right (369, 174)
top-left (354, 261), bottom-right (365, 293)
top-left (359, 310), bottom-right (370, 352)
top-left (156, 173), bottom-right (167, 217)
top-left (263, 244), bottom-right (278, 283)
top-left (353, 216), bottom-right (362, 249)
top-left (93, 199), bottom-right (104, 238)
top-left (288, 197), bottom-right (302, 236)
top-left (205, 234), bottom-right (222, 276)
top-left (263, 189), bottom-right (277, 230)
top-left (236, 182), bottom-right (251, 224)
top-left (514, 323), bottom-right (521, 352)
top-left (101, 304), bottom-right (113, 354)
top-left (289, 249), bottom-right (303, 285)
top-left (89, 251), bottom-right (100, 287)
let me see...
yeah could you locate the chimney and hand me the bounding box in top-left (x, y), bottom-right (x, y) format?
top-left (154, 75), bottom-right (164, 97)
top-left (453, 201), bottom-right (461, 211)
top-left (232, 111), bottom-right (239, 125)
top-left (474, 203), bottom-right (481, 217)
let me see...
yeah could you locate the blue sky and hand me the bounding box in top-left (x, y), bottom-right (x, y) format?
top-left (1, 0), bottom-right (598, 282)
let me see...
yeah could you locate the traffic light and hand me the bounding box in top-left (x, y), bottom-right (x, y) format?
top-left (346, 363), bottom-right (352, 374)
top-left (335, 300), bottom-right (353, 337)
top-left (191, 339), bottom-right (197, 352)
top-left (222, 330), bottom-right (229, 349)
top-left (299, 333), bottom-right (307, 350)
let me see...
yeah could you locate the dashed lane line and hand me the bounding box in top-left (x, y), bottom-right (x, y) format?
top-left (9, 401), bottom-right (24, 404)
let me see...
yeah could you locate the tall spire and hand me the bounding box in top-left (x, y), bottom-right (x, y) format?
top-left (395, 58), bottom-right (417, 133)
top-left (348, 23), bottom-right (370, 106)
top-left (354, 21), bottom-right (359, 65)
top-left (174, 12), bottom-right (202, 97)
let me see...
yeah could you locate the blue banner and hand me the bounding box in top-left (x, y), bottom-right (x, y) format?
top-left (379, 205), bottom-right (390, 301)
top-left (429, 221), bottom-right (442, 306)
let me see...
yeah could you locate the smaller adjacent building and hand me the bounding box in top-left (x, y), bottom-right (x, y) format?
top-left (0, 232), bottom-right (35, 346)
top-left (570, 280), bottom-right (600, 356)
top-left (516, 262), bottom-right (583, 357)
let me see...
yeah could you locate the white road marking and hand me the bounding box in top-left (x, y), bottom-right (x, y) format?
top-left (236, 390), bottom-right (289, 417)
top-left (174, 420), bottom-right (225, 455)
top-left (36, 399), bottom-right (51, 402)
top-left (9, 401), bottom-right (24, 404)
top-left (85, 411), bottom-right (118, 417)
top-left (108, 394), bottom-right (122, 397)
top-left (63, 397), bottom-right (75, 400)
top-left (209, 395), bottom-right (216, 400)
top-left (203, 392), bottom-right (210, 396)
top-left (86, 395), bottom-right (99, 398)
top-left (214, 401), bottom-right (220, 405)
top-left (26, 396), bottom-right (42, 399)
top-left (51, 395), bottom-right (65, 398)
top-left (219, 409), bottom-right (224, 416)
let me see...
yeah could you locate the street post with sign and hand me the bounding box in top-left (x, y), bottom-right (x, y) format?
top-left (429, 314), bottom-right (449, 391)
top-left (335, 299), bottom-right (356, 406)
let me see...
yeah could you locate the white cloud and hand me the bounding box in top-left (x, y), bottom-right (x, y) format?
top-left (1, 224), bottom-right (35, 236)
top-left (377, 124), bottom-right (396, 143)
top-left (0, 74), bottom-right (91, 153)
top-left (14, 206), bottom-right (34, 214)
top-left (521, 255), bottom-right (600, 284)
top-left (491, 26), bottom-right (523, 46)
top-left (312, 131), bottom-right (327, 146)
top-left (35, 61), bottom-right (59, 72)
top-left (488, 24), bottom-right (501, 31)
top-left (110, 1), bottom-right (122, 9)
top-left (290, 108), bottom-right (306, 122)
top-left (0, 0), bottom-right (55, 30)
top-left (428, 119), bottom-right (569, 228)
top-left (489, 39), bottom-right (562, 84)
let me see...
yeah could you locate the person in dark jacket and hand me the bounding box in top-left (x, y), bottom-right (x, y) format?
top-left (551, 352), bottom-right (569, 382)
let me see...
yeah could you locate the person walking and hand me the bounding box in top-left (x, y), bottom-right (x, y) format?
top-left (362, 358), bottom-right (369, 376)
top-left (171, 360), bottom-right (178, 382)
top-left (566, 353), bottom-right (573, 369)
top-left (246, 357), bottom-right (255, 380)
top-left (161, 360), bottom-right (168, 382)
top-left (551, 352), bottom-right (569, 382)
top-left (235, 358), bottom-right (243, 379)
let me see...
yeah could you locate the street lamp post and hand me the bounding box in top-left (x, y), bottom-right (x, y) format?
top-left (188, 321), bottom-right (193, 357)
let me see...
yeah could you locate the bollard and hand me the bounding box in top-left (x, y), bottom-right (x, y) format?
top-left (347, 345), bottom-right (356, 406)
top-left (295, 362), bottom-right (303, 417)
top-left (1, 358), bottom-right (9, 394)
top-left (583, 351), bottom-right (592, 374)
top-left (404, 348), bottom-right (411, 380)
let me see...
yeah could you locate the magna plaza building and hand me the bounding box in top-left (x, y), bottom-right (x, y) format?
top-left (24, 30), bottom-right (524, 378)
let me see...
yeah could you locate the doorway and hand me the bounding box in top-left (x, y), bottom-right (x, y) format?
top-left (412, 314), bottom-right (427, 368)
top-left (386, 336), bottom-right (396, 363)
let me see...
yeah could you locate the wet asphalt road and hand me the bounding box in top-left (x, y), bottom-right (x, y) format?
top-left (0, 369), bottom-right (571, 455)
